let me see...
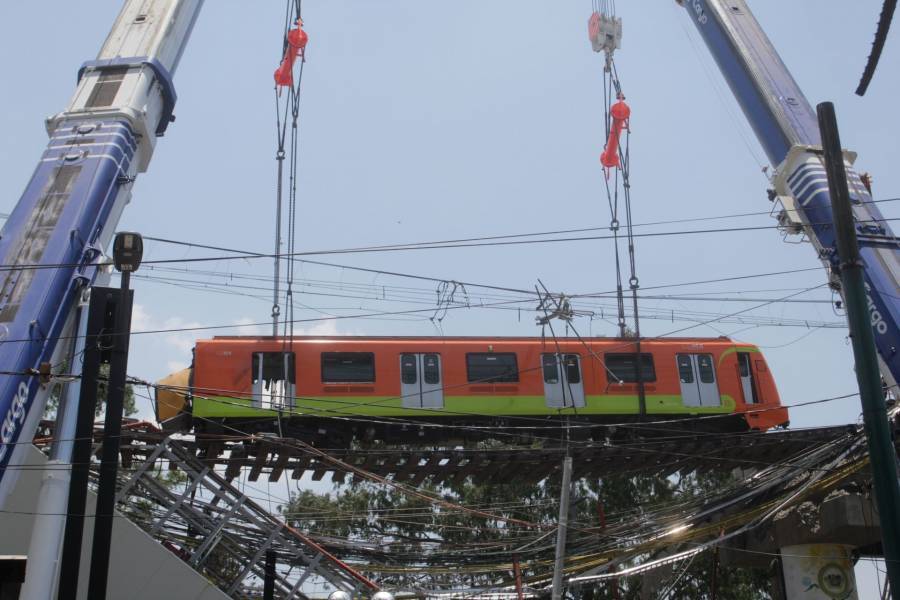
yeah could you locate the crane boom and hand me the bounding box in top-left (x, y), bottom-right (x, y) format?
top-left (0, 0), bottom-right (204, 507)
top-left (680, 0), bottom-right (900, 393)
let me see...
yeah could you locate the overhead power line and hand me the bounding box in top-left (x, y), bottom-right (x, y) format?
top-left (1, 213), bottom-right (900, 273)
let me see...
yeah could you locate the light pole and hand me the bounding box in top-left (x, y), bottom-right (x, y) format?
top-left (86, 232), bottom-right (142, 599)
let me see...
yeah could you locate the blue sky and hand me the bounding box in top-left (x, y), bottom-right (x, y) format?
top-left (1, 1), bottom-right (898, 594)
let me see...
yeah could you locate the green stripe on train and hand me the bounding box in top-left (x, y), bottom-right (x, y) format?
top-left (192, 394), bottom-right (735, 418)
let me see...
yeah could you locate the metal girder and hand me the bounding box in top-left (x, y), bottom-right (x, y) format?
top-left (99, 432), bottom-right (377, 598)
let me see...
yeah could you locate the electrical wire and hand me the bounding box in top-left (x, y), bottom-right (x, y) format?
top-left (3, 215), bottom-right (900, 274)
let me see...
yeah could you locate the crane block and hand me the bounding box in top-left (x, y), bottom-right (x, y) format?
top-left (588, 11), bottom-right (623, 56)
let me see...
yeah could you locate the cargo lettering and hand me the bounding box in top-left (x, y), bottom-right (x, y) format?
top-left (691, 0), bottom-right (709, 25)
top-left (0, 382), bottom-right (30, 463)
top-left (865, 283), bottom-right (888, 335)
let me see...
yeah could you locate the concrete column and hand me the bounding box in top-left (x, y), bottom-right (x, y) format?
top-left (780, 544), bottom-right (858, 599)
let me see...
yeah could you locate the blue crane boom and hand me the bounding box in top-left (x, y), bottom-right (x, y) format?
top-left (0, 0), bottom-right (204, 507)
top-left (680, 0), bottom-right (900, 393)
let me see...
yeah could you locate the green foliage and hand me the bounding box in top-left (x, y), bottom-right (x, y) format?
top-left (43, 363), bottom-right (137, 420)
top-left (281, 465), bottom-right (774, 597)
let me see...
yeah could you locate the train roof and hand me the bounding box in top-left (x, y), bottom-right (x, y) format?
top-left (203, 335), bottom-right (751, 345)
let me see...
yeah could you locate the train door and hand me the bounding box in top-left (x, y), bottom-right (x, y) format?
top-left (252, 352), bottom-right (296, 410)
top-left (400, 353), bottom-right (444, 409)
top-left (737, 353), bottom-right (759, 404)
top-left (676, 353), bottom-right (720, 407)
top-left (542, 354), bottom-right (585, 408)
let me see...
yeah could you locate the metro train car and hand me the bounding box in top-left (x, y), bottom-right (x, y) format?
top-left (155, 336), bottom-right (788, 443)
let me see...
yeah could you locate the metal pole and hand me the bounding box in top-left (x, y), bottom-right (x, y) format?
top-left (817, 101), bottom-right (900, 594)
top-left (263, 549), bottom-right (277, 600)
top-left (513, 555), bottom-right (524, 600)
top-left (551, 454), bottom-right (573, 600)
top-left (57, 290), bottom-right (111, 600)
top-left (86, 276), bottom-right (134, 599)
top-left (20, 295), bottom-right (90, 600)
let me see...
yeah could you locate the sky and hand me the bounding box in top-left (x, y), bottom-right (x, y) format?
top-left (0, 1), bottom-right (898, 596)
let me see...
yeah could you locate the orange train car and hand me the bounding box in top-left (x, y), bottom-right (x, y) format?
top-left (155, 336), bottom-right (788, 442)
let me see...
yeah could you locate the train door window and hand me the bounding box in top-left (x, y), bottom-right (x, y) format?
top-left (737, 353), bottom-right (758, 404)
top-left (466, 353), bottom-right (519, 383)
top-left (604, 353), bottom-right (656, 383)
top-left (252, 352), bottom-right (296, 410)
top-left (423, 354), bottom-right (441, 385)
top-left (697, 354), bottom-right (715, 384)
top-left (400, 354), bottom-right (443, 408)
top-left (564, 355), bottom-right (581, 384)
top-left (321, 352), bottom-right (375, 383)
top-left (401, 354), bottom-right (417, 385)
top-left (542, 355), bottom-right (560, 384)
top-left (542, 354), bottom-right (585, 408)
top-left (677, 354), bottom-right (694, 384)
top-left (676, 353), bottom-right (720, 408)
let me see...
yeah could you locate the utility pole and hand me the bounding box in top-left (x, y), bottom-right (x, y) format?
top-left (513, 554), bottom-right (524, 600)
top-left (86, 232), bottom-right (142, 599)
top-left (57, 291), bottom-right (111, 600)
top-left (817, 101), bottom-right (900, 595)
top-left (263, 550), bottom-right (276, 600)
top-left (551, 454), bottom-right (573, 600)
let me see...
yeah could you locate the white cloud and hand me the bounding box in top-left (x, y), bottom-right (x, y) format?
top-left (162, 316), bottom-right (204, 356)
top-left (166, 360), bottom-right (188, 373)
top-left (233, 317), bottom-right (267, 336)
top-left (295, 319), bottom-right (342, 336)
top-left (234, 316), bottom-right (357, 337)
top-left (130, 303), bottom-right (153, 333)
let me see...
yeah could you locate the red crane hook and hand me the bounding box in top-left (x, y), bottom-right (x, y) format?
top-left (274, 19), bottom-right (308, 87)
top-left (600, 96), bottom-right (631, 175)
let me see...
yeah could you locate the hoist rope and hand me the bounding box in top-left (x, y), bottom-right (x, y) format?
top-left (273, 0), bottom-right (305, 342)
top-left (593, 6), bottom-right (646, 416)
top-left (601, 59), bottom-right (639, 342)
top-left (272, 0), bottom-right (306, 443)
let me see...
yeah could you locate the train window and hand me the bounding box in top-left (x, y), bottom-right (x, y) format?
top-left (252, 352), bottom-right (296, 386)
top-left (738, 353), bottom-right (750, 377)
top-left (423, 354), bottom-right (441, 384)
top-left (252, 352), bottom-right (296, 408)
top-left (677, 354), bottom-right (694, 383)
top-left (467, 353), bottom-right (519, 383)
top-left (604, 353), bottom-right (656, 383)
top-left (401, 354), bottom-right (417, 384)
top-left (321, 352), bottom-right (376, 383)
top-left (564, 355), bottom-right (581, 384)
top-left (542, 355), bottom-right (559, 384)
top-left (697, 354), bottom-right (715, 383)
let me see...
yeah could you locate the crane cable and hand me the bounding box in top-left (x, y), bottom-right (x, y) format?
top-left (273, 0), bottom-right (307, 439)
top-left (273, 0), bottom-right (307, 342)
top-left (591, 4), bottom-right (647, 415)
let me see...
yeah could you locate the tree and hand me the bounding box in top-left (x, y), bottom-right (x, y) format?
top-left (281, 465), bottom-right (774, 598)
top-left (44, 363), bottom-right (137, 420)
